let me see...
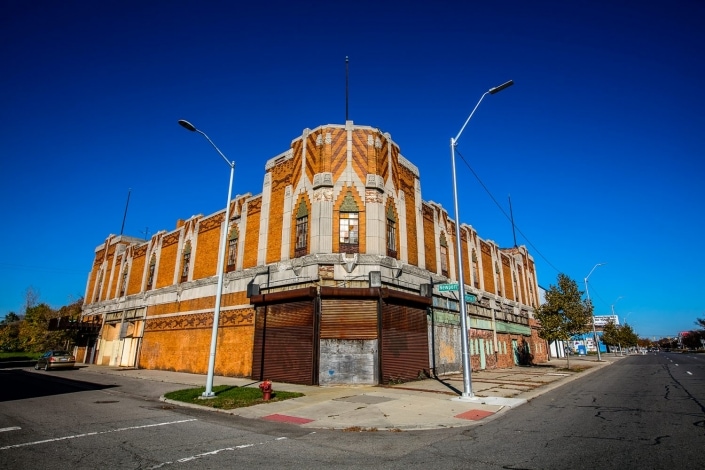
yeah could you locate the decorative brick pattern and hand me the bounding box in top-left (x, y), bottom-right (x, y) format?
top-left (243, 198), bottom-right (262, 268)
top-left (422, 205), bottom-right (436, 273)
top-left (156, 241), bottom-right (178, 289)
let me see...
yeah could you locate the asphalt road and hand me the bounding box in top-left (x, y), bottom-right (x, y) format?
top-left (1, 352), bottom-right (703, 469)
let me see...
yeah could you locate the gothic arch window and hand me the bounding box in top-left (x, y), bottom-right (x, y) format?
top-left (147, 254), bottom-right (156, 290)
top-left (181, 241), bottom-right (192, 283)
top-left (226, 227), bottom-right (239, 272)
top-left (386, 203), bottom-right (397, 258)
top-left (94, 269), bottom-right (103, 302)
top-left (120, 265), bottom-right (129, 297)
top-left (440, 232), bottom-right (449, 277)
top-left (471, 250), bottom-right (479, 288)
top-left (295, 199), bottom-right (309, 258)
top-left (339, 191), bottom-right (359, 254)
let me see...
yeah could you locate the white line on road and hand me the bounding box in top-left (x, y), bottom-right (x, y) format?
top-left (0, 427), bottom-right (21, 433)
top-left (148, 437), bottom-right (288, 469)
top-left (687, 371), bottom-right (693, 375)
top-left (0, 419), bottom-right (197, 451)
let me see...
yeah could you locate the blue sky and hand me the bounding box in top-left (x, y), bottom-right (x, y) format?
top-left (2, 0), bottom-right (703, 339)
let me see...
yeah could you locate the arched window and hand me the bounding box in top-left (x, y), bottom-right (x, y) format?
top-left (120, 265), bottom-right (128, 297)
top-left (386, 204), bottom-right (397, 258)
top-left (295, 199), bottom-right (309, 258)
top-left (94, 269), bottom-right (103, 302)
top-left (181, 241), bottom-right (191, 283)
top-left (440, 233), bottom-right (448, 277)
top-left (226, 227), bottom-right (239, 272)
top-left (147, 254), bottom-right (156, 290)
top-left (471, 250), bottom-right (479, 288)
top-left (339, 191), bottom-right (359, 254)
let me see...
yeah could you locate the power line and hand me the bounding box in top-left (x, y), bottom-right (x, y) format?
top-left (455, 148), bottom-right (562, 274)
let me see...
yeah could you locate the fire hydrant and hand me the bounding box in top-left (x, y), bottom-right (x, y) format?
top-left (259, 380), bottom-right (273, 401)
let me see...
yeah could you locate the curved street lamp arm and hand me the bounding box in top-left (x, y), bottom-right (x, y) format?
top-left (196, 130), bottom-right (235, 169)
top-left (453, 80), bottom-right (514, 144)
top-left (453, 92), bottom-right (490, 144)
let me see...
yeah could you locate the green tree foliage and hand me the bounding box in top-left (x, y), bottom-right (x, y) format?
top-left (601, 320), bottom-right (638, 353)
top-left (0, 289), bottom-right (84, 353)
top-left (601, 320), bottom-right (620, 349)
top-left (619, 323), bottom-right (638, 348)
top-left (0, 312), bottom-right (22, 351)
top-left (19, 302), bottom-right (59, 352)
top-left (535, 273), bottom-right (593, 368)
top-left (1, 312), bottom-right (21, 324)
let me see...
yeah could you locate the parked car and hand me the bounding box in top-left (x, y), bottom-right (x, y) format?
top-left (35, 350), bottom-right (75, 371)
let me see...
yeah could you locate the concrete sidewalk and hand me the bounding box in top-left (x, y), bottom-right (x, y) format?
top-left (78, 355), bottom-right (624, 431)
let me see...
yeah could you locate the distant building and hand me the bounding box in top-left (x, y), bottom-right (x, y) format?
top-left (80, 121), bottom-right (547, 385)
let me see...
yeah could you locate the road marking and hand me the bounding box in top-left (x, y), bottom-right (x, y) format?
top-left (148, 437), bottom-right (288, 468)
top-left (675, 364), bottom-right (679, 366)
top-left (687, 371), bottom-right (693, 375)
top-left (0, 427), bottom-right (21, 433)
top-left (0, 419), bottom-right (197, 451)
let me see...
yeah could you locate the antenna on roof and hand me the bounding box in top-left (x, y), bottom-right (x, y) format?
top-left (345, 56), bottom-right (349, 122)
top-left (509, 194), bottom-right (517, 248)
top-left (120, 188), bottom-right (131, 235)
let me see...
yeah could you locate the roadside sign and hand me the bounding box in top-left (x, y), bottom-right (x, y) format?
top-left (465, 294), bottom-right (477, 303)
top-left (438, 283), bottom-right (459, 292)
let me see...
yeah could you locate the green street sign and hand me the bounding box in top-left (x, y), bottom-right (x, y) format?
top-left (465, 294), bottom-right (477, 303)
top-left (438, 283), bottom-right (459, 292)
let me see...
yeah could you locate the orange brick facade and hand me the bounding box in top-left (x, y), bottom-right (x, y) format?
top-left (82, 121), bottom-right (543, 383)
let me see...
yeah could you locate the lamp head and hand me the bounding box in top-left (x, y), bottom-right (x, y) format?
top-left (489, 80), bottom-right (514, 95)
top-left (178, 119), bottom-right (197, 132)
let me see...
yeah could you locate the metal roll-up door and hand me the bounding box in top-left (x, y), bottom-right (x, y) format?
top-left (252, 299), bottom-right (315, 385)
top-left (320, 299), bottom-right (377, 339)
top-left (381, 302), bottom-right (429, 384)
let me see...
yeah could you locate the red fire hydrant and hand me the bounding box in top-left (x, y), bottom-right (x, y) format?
top-left (259, 380), bottom-right (273, 401)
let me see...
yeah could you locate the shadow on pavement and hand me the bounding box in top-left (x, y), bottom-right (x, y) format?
top-left (0, 369), bottom-right (117, 402)
top-left (433, 376), bottom-right (462, 395)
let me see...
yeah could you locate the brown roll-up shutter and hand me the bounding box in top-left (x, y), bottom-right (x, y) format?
top-left (252, 299), bottom-right (316, 385)
top-left (320, 299), bottom-right (378, 339)
top-left (250, 286), bottom-right (316, 305)
top-left (381, 301), bottom-right (430, 384)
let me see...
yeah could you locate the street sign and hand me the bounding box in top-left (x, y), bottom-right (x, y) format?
top-left (465, 293), bottom-right (477, 303)
top-left (438, 283), bottom-right (459, 292)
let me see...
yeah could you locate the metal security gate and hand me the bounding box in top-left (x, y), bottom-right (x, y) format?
top-left (251, 288), bottom-right (317, 385)
top-left (380, 301), bottom-right (430, 384)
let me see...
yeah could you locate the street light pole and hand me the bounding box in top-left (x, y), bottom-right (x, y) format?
top-left (178, 119), bottom-right (235, 398)
top-left (584, 262), bottom-right (605, 361)
top-left (451, 80), bottom-right (513, 398)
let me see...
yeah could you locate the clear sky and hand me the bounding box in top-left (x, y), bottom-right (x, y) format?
top-left (2, 1), bottom-right (703, 339)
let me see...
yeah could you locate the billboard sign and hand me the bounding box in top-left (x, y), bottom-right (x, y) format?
top-left (593, 315), bottom-right (619, 326)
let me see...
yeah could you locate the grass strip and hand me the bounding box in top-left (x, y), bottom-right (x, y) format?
top-left (164, 385), bottom-right (304, 410)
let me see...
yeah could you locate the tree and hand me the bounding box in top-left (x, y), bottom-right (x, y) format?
top-left (1, 312), bottom-right (21, 325)
top-left (618, 323), bottom-right (639, 351)
top-left (0, 290), bottom-right (85, 353)
top-left (0, 312), bottom-right (22, 351)
top-left (681, 330), bottom-right (704, 349)
top-left (601, 320), bottom-right (621, 354)
top-left (535, 273), bottom-right (593, 369)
